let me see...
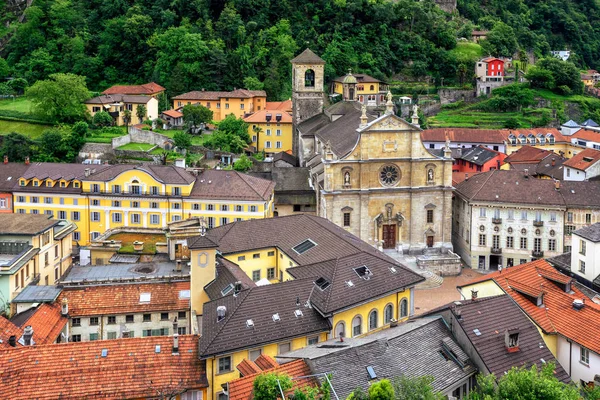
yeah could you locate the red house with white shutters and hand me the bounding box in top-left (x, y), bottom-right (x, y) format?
top-left (476, 58), bottom-right (505, 82)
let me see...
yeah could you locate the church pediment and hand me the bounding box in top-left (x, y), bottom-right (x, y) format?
top-left (361, 114), bottom-right (419, 132)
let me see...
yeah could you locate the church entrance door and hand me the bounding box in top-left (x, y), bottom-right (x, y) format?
top-left (382, 225), bottom-right (396, 249)
top-left (426, 236), bottom-right (434, 248)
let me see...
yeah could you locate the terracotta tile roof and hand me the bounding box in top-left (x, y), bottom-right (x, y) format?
top-left (459, 259), bottom-right (600, 354)
top-left (228, 358), bottom-right (316, 400)
top-left (504, 145), bottom-right (554, 164)
top-left (0, 335), bottom-right (207, 400)
top-left (22, 303), bottom-right (68, 345)
top-left (265, 100), bottom-right (292, 112)
top-left (102, 82), bottom-right (165, 95)
top-left (572, 128), bottom-right (600, 142)
top-left (254, 354), bottom-right (279, 370)
top-left (172, 89), bottom-right (266, 101)
top-left (243, 109), bottom-right (292, 123)
top-left (236, 358), bottom-right (262, 376)
top-left (421, 128), bottom-right (507, 144)
top-left (0, 315), bottom-right (21, 347)
top-left (448, 295), bottom-right (569, 382)
top-left (190, 170), bottom-right (275, 201)
top-left (161, 109), bottom-right (183, 118)
top-left (57, 281), bottom-right (190, 316)
top-left (563, 148), bottom-right (600, 171)
top-left (85, 94), bottom-right (154, 104)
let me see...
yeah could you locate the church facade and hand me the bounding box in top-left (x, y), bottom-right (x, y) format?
top-left (292, 49), bottom-right (454, 253)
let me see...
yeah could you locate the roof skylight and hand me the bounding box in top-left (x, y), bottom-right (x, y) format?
top-left (315, 277), bottom-right (330, 290)
top-left (293, 239), bottom-right (317, 255)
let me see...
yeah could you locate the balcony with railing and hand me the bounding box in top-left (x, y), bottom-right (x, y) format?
top-left (492, 218), bottom-right (502, 224)
top-left (490, 247), bottom-right (502, 254)
top-left (533, 220), bottom-right (544, 227)
top-left (532, 250), bottom-right (544, 258)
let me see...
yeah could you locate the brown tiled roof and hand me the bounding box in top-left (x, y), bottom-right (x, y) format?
top-left (172, 89), bottom-right (266, 101)
top-left (0, 163), bottom-right (30, 190)
top-left (459, 259), bottom-right (600, 354)
top-left (421, 128), bottom-right (507, 144)
top-left (291, 48), bottom-right (325, 64)
top-left (199, 278), bottom-right (331, 357)
top-left (243, 109), bottom-right (292, 123)
top-left (85, 94), bottom-right (154, 104)
top-left (57, 282), bottom-right (190, 316)
top-left (204, 257), bottom-right (256, 301)
top-left (559, 180), bottom-right (600, 207)
top-left (449, 295), bottom-right (569, 382)
top-left (333, 73), bottom-right (383, 84)
top-left (472, 30), bottom-right (489, 35)
top-left (0, 214), bottom-right (58, 235)
top-left (0, 335), bottom-right (207, 399)
top-left (265, 100), bottom-right (292, 112)
top-left (22, 162), bottom-right (110, 181)
top-left (504, 145), bottom-right (554, 164)
top-left (161, 109), bottom-right (183, 118)
top-left (190, 170), bottom-right (274, 201)
top-left (102, 82), bottom-right (165, 95)
top-left (229, 358), bottom-right (316, 400)
top-left (84, 164), bottom-right (196, 185)
top-left (563, 148), bottom-right (600, 171)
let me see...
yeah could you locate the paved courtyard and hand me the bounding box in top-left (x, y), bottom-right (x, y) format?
top-left (413, 267), bottom-right (485, 315)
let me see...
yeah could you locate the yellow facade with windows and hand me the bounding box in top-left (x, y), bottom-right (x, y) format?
top-left (245, 115), bottom-right (293, 155)
top-left (11, 165), bottom-right (274, 246)
top-left (85, 96), bottom-right (159, 126)
top-left (172, 92), bottom-right (267, 122)
top-left (225, 247), bottom-right (296, 284)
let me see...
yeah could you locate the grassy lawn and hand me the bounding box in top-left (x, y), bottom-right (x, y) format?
top-left (108, 232), bottom-right (166, 255)
top-left (117, 142), bottom-right (155, 151)
top-left (85, 127), bottom-right (128, 143)
top-left (159, 129), bottom-right (208, 146)
top-left (428, 109), bottom-right (548, 129)
top-left (0, 97), bottom-right (34, 113)
top-left (0, 120), bottom-right (51, 138)
top-left (450, 42), bottom-right (483, 63)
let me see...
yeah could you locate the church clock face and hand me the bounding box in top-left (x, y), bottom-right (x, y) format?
top-left (379, 165), bottom-right (401, 186)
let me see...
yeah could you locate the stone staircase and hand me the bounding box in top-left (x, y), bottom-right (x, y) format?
top-left (382, 249), bottom-right (444, 288)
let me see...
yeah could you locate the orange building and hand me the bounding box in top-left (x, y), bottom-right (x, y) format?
top-left (172, 89), bottom-right (267, 122)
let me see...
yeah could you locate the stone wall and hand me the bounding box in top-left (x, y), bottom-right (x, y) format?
top-left (438, 89), bottom-right (477, 105)
top-left (112, 127), bottom-right (172, 149)
top-left (476, 80), bottom-right (508, 97)
top-left (434, 0), bottom-right (456, 13)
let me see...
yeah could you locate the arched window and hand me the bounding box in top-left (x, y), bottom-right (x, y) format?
top-left (305, 69), bottom-right (315, 87)
top-left (384, 304), bottom-right (394, 324)
top-left (352, 315), bottom-right (362, 337)
top-left (370, 85), bottom-right (375, 91)
top-left (334, 321), bottom-right (345, 338)
top-left (368, 310), bottom-right (378, 331)
top-left (400, 298), bottom-right (408, 318)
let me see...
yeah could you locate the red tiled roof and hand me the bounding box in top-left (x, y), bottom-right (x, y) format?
top-left (500, 128), bottom-right (569, 143)
top-left (0, 335), bottom-right (207, 400)
top-left (228, 358), bottom-right (315, 400)
top-left (504, 145), bottom-right (553, 164)
top-left (0, 315), bottom-right (21, 348)
top-left (563, 148), bottom-right (600, 171)
top-left (243, 109), bottom-right (292, 124)
top-left (102, 82), bottom-right (165, 95)
top-left (57, 282), bottom-right (190, 316)
top-left (572, 128), bottom-right (600, 142)
top-left (23, 303), bottom-right (68, 345)
top-left (265, 100), bottom-right (292, 112)
top-left (173, 89), bottom-right (266, 100)
top-left (236, 358), bottom-right (262, 376)
top-left (460, 259), bottom-right (600, 354)
top-left (162, 109), bottom-right (183, 118)
top-left (254, 354), bottom-right (279, 370)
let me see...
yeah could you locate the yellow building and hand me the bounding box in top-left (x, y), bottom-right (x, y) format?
top-left (502, 128), bottom-right (576, 157)
top-left (0, 213), bottom-right (76, 309)
top-left (172, 89), bottom-right (267, 122)
top-left (84, 94), bottom-right (159, 126)
top-left (331, 72), bottom-right (389, 106)
top-left (6, 162), bottom-right (274, 246)
top-left (244, 109), bottom-right (293, 154)
top-left (185, 214), bottom-right (424, 399)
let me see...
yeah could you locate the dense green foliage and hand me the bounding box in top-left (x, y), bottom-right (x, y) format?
top-left (204, 115), bottom-right (250, 153)
top-left (252, 372), bottom-right (293, 400)
top-left (173, 131), bottom-right (192, 150)
top-left (25, 73), bottom-right (90, 123)
top-left (182, 103), bottom-right (213, 133)
top-left (232, 154), bottom-right (253, 171)
top-left (526, 57), bottom-right (584, 95)
top-left (347, 376), bottom-right (442, 400)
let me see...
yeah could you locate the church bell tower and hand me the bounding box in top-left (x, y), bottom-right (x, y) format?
top-left (291, 48), bottom-right (325, 155)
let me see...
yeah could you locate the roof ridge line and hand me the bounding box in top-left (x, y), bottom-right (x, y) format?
top-left (469, 169), bottom-right (496, 201)
top-left (236, 171), bottom-right (269, 199)
top-left (323, 258), bottom-right (341, 312)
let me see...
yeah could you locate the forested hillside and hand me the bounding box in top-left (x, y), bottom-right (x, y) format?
top-left (0, 0), bottom-right (599, 101)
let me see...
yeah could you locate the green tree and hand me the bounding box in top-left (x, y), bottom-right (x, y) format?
top-left (37, 129), bottom-right (66, 162)
top-left (136, 104), bottom-right (147, 124)
top-left (25, 73), bottom-right (90, 123)
top-left (122, 109), bottom-right (132, 129)
top-left (233, 154), bottom-right (253, 171)
top-left (481, 22), bottom-right (518, 57)
top-left (0, 58), bottom-right (10, 80)
top-left (173, 131), bottom-right (192, 150)
top-left (347, 387), bottom-right (369, 400)
top-left (392, 375), bottom-right (443, 400)
top-left (182, 104), bottom-right (213, 133)
top-left (1, 133), bottom-right (34, 162)
top-left (525, 67), bottom-right (555, 89)
top-left (252, 372), bottom-right (293, 400)
top-left (72, 121), bottom-right (89, 138)
top-left (243, 76), bottom-right (264, 90)
top-left (535, 58), bottom-right (584, 94)
top-left (93, 111), bottom-right (114, 127)
top-left (368, 379), bottom-right (394, 400)
top-left (489, 84), bottom-right (535, 112)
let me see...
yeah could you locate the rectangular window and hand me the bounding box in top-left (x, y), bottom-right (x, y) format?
top-left (91, 212), bottom-right (100, 222)
top-left (278, 342), bottom-right (291, 355)
top-left (266, 141), bottom-right (272, 148)
top-left (91, 184), bottom-right (100, 193)
top-left (221, 204), bottom-right (228, 212)
top-left (267, 267), bottom-right (276, 280)
top-left (426, 209), bottom-right (433, 223)
top-left (252, 270), bottom-right (261, 281)
top-left (172, 203), bottom-right (181, 209)
top-left (479, 234), bottom-right (486, 246)
top-left (112, 212), bottom-right (122, 223)
top-left (71, 211), bottom-right (80, 221)
top-left (581, 347), bottom-right (590, 365)
top-left (221, 217), bottom-right (228, 226)
top-left (580, 260), bottom-right (586, 274)
top-left (107, 332), bottom-right (117, 339)
top-left (31, 196), bottom-right (39, 203)
top-left (548, 239), bottom-right (556, 251)
top-left (150, 214), bottom-right (160, 225)
top-left (178, 327), bottom-right (187, 335)
top-left (276, 141), bottom-right (282, 149)
top-left (112, 200), bottom-right (120, 207)
top-left (73, 198), bottom-right (78, 205)
top-left (550, 212), bottom-right (556, 222)
top-left (125, 315), bottom-right (134, 323)
top-left (492, 235), bottom-right (500, 249)
top-left (267, 251), bottom-right (275, 257)
top-left (235, 205), bottom-right (242, 212)
top-left (534, 238), bottom-right (541, 252)
top-left (73, 232), bottom-right (80, 241)
top-left (567, 212), bottom-right (573, 222)
top-left (132, 201), bottom-right (140, 208)
top-left (207, 204), bottom-right (214, 211)
top-left (91, 199), bottom-right (100, 206)
top-left (253, 253), bottom-right (260, 259)
top-left (112, 185), bottom-right (121, 194)
top-left (266, 129), bottom-right (271, 136)
top-left (17, 196), bottom-right (25, 203)
top-left (208, 217), bottom-right (214, 228)
top-left (143, 314), bottom-right (151, 322)
top-left (218, 356), bottom-right (232, 373)
top-left (161, 312), bottom-right (169, 321)
top-left (31, 209), bottom-right (39, 215)
top-left (44, 197), bottom-right (53, 204)
top-left (250, 205), bottom-right (257, 212)
top-left (131, 213), bottom-right (141, 224)
top-left (249, 348), bottom-right (262, 361)
top-left (276, 129), bottom-right (282, 136)
top-left (479, 208), bottom-right (486, 217)
top-left (586, 213), bottom-right (592, 224)
top-left (580, 240), bottom-right (587, 255)
top-left (193, 203), bottom-right (200, 211)
top-left (151, 186), bottom-right (159, 195)
top-left (90, 317), bottom-right (99, 326)
top-left (71, 334), bottom-right (81, 342)
top-left (72, 318), bottom-right (81, 327)
top-left (343, 212), bottom-right (351, 227)
top-left (172, 187), bottom-right (181, 196)
top-left (238, 255), bottom-right (246, 261)
top-left (107, 316), bottom-right (116, 324)
top-left (521, 211), bottom-right (527, 220)
top-left (178, 311), bottom-right (187, 319)
top-left (308, 336), bottom-right (319, 345)
top-left (520, 237), bottom-right (528, 249)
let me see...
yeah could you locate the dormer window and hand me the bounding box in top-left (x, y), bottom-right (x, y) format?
top-left (33, 180), bottom-right (39, 187)
top-left (19, 180), bottom-right (25, 186)
top-left (46, 180), bottom-right (52, 187)
top-left (354, 265), bottom-right (373, 280)
top-left (505, 328), bottom-right (520, 352)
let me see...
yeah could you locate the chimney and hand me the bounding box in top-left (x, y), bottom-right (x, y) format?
top-left (84, 168), bottom-right (91, 177)
top-left (61, 298), bottom-right (69, 316)
top-left (172, 333), bottom-right (179, 355)
top-left (471, 289), bottom-right (478, 301)
top-left (172, 317), bottom-right (178, 335)
top-left (25, 156), bottom-right (30, 165)
top-left (234, 281), bottom-right (242, 295)
top-left (217, 305), bottom-right (227, 322)
top-left (524, 168), bottom-right (529, 178)
top-left (465, 173), bottom-right (469, 181)
top-left (505, 328), bottom-right (520, 352)
top-left (551, 158), bottom-right (556, 166)
top-left (555, 180), bottom-right (560, 191)
top-left (3, 155), bottom-right (7, 164)
top-left (175, 260), bottom-right (182, 272)
top-left (8, 335), bottom-right (16, 347)
top-left (23, 325), bottom-right (33, 346)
